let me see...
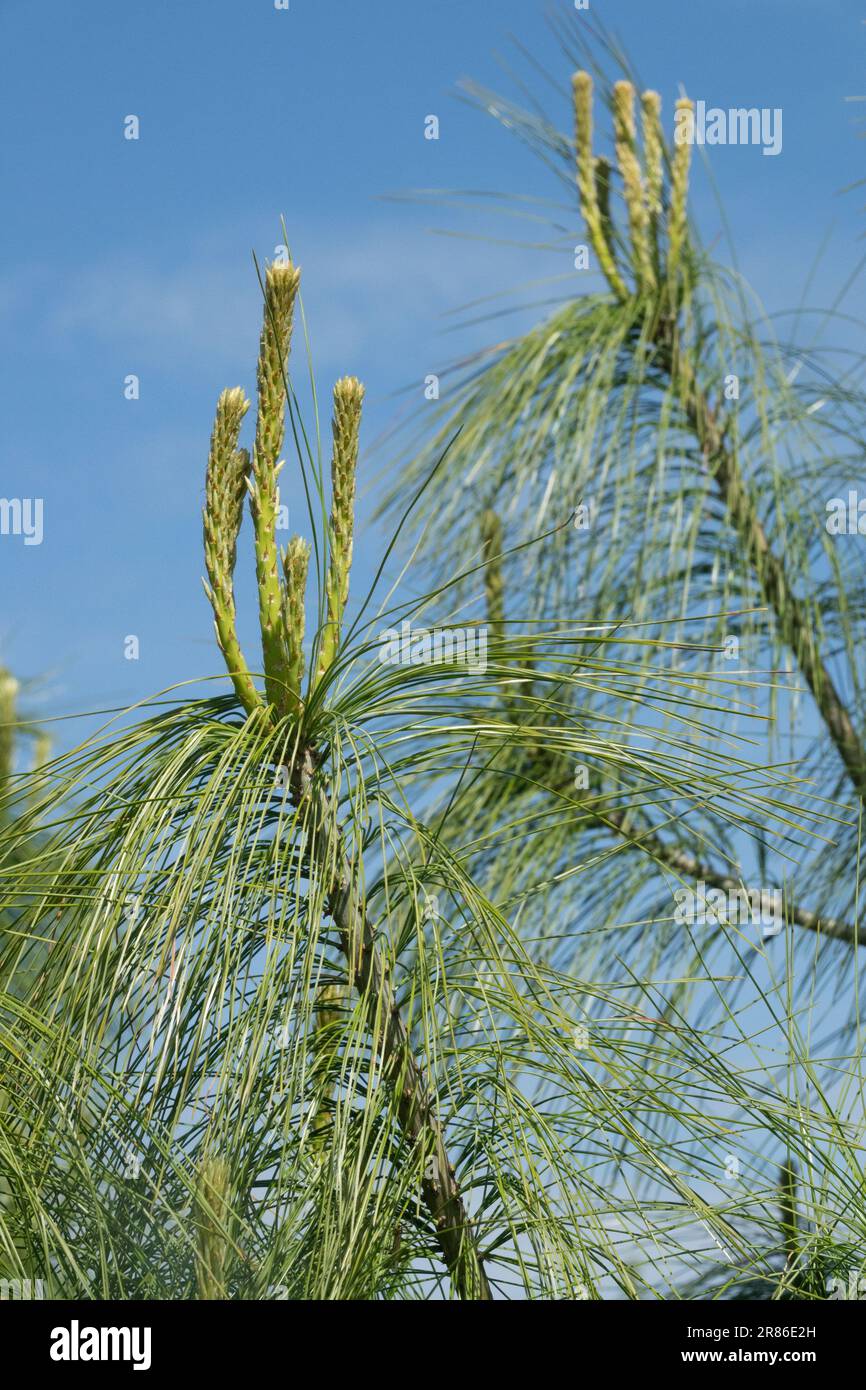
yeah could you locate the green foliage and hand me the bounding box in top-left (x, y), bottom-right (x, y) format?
top-left (2, 21), bottom-right (866, 1301)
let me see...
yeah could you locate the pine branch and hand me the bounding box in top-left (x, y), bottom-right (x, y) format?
top-left (572, 72), bottom-right (628, 301)
top-left (203, 266), bottom-right (490, 1299)
top-left (195, 1155), bottom-right (233, 1300)
top-left (670, 351), bottom-right (866, 806)
top-left (299, 757), bottom-right (492, 1300)
top-left (251, 262), bottom-right (302, 713)
top-left (203, 389), bottom-right (261, 717)
top-left (572, 69), bottom-right (866, 810)
top-left (539, 725), bottom-right (863, 947)
top-left (281, 534), bottom-right (310, 719)
top-left (600, 800), bottom-right (862, 946)
top-left (613, 81), bottom-right (655, 294)
top-left (315, 377), bottom-right (365, 688)
top-left (480, 515), bottom-right (863, 947)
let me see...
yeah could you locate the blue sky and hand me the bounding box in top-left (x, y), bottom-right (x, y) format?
top-left (1, 0), bottom-right (863, 733)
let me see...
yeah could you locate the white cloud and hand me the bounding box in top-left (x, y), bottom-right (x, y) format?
top-left (28, 219), bottom-right (561, 378)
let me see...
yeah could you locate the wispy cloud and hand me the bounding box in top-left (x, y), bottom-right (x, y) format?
top-left (4, 220), bottom-right (563, 382)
